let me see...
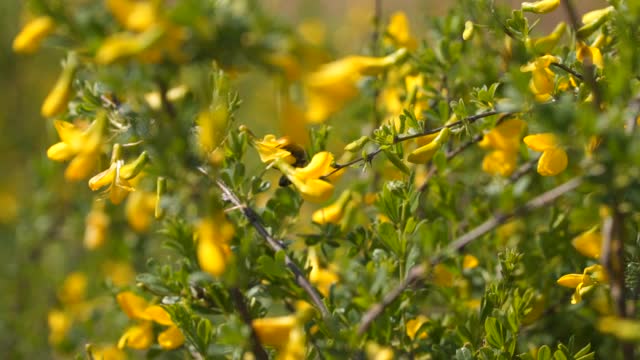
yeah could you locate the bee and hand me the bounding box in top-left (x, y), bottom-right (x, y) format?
top-left (278, 142), bottom-right (308, 187)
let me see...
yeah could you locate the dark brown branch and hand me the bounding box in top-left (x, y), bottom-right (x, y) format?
top-left (230, 288), bottom-right (269, 360)
top-left (215, 179), bottom-right (331, 319)
top-left (601, 211), bottom-right (635, 360)
top-left (550, 62), bottom-right (584, 81)
top-left (357, 176), bottom-right (583, 335)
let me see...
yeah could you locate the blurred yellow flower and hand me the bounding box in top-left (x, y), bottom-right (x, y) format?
top-left (366, 342), bottom-right (395, 360)
top-left (58, 272), bottom-right (88, 305)
top-left (197, 107), bottom-right (228, 154)
top-left (462, 21), bottom-right (474, 41)
top-left (91, 345), bottom-right (127, 360)
top-left (520, 55), bottom-right (560, 101)
top-left (96, 28), bottom-right (164, 64)
top-left (48, 309), bottom-right (72, 345)
top-left (107, 0), bottom-right (158, 32)
top-left (386, 12), bottom-right (417, 50)
top-left (529, 22), bottom-right (566, 54)
top-left (125, 190), bottom-right (156, 232)
top-left (577, 42), bottom-right (604, 69)
top-left (84, 203), bottom-right (110, 250)
top-left (479, 118), bottom-right (526, 177)
top-left (116, 291), bottom-right (184, 350)
top-left (12, 16), bottom-right (55, 54)
top-left (521, 0), bottom-right (560, 14)
top-left (307, 249), bottom-right (339, 296)
top-left (277, 151), bottom-right (342, 203)
top-left (406, 315), bottom-right (429, 340)
top-left (304, 48), bottom-right (408, 123)
top-left (523, 133), bottom-right (568, 176)
top-left (311, 190), bottom-right (351, 224)
top-left (432, 264), bottom-right (454, 287)
top-left (42, 54), bottom-right (79, 118)
top-left (571, 227), bottom-right (602, 259)
top-left (462, 254), bottom-right (479, 270)
top-left (253, 315), bottom-right (298, 349)
top-left (47, 114), bottom-right (106, 181)
top-left (196, 215), bottom-right (235, 277)
top-left (557, 264), bottom-right (607, 304)
top-left (102, 261), bottom-right (135, 287)
top-left (254, 134), bottom-right (297, 165)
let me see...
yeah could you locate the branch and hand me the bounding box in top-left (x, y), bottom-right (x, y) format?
top-left (550, 62), bottom-right (584, 81)
top-left (357, 176), bottom-right (583, 335)
top-left (215, 179), bottom-right (331, 319)
top-left (230, 288), bottom-right (269, 360)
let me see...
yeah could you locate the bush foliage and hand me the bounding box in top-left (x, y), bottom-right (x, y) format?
top-left (7, 0), bottom-right (640, 359)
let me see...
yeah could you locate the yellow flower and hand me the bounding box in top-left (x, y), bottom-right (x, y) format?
top-left (95, 27), bottom-right (164, 64)
top-left (307, 249), bottom-right (339, 296)
top-left (196, 215), bottom-right (235, 277)
top-left (577, 42), bottom-right (604, 69)
top-left (386, 12), bottom-right (417, 50)
top-left (42, 53), bottom-right (79, 118)
top-left (253, 315), bottom-right (298, 349)
top-left (58, 272), bottom-right (88, 305)
top-left (84, 203), bottom-right (110, 250)
top-left (529, 22), bottom-right (566, 54)
top-left (197, 107), bottom-right (228, 154)
top-left (157, 326), bottom-right (185, 350)
top-left (102, 261), bottom-right (135, 287)
top-left (523, 133), bottom-right (568, 176)
top-left (557, 264), bottom-right (607, 304)
top-left (407, 127), bottom-right (450, 164)
top-left (88, 148), bottom-right (149, 204)
top-left (107, 0), bottom-right (158, 32)
top-left (366, 342), bottom-right (395, 360)
top-left (572, 227), bottom-right (602, 259)
top-left (462, 254), bottom-right (479, 270)
top-left (91, 345), bottom-right (127, 360)
top-left (118, 322), bottom-right (154, 350)
top-left (116, 291), bottom-right (184, 350)
top-left (47, 114), bottom-right (106, 181)
top-left (311, 190), bottom-right (352, 224)
top-left (304, 48), bottom-right (408, 123)
top-left (521, 0), bottom-right (560, 14)
top-left (598, 316), bottom-right (640, 341)
top-left (48, 309), bottom-right (72, 345)
top-left (254, 134), bottom-right (297, 165)
top-left (462, 21), bottom-right (474, 41)
top-left (406, 315), bottom-right (429, 340)
top-left (520, 55), bottom-right (560, 101)
top-left (125, 190), bottom-right (157, 232)
top-left (12, 16), bottom-right (55, 54)
top-left (479, 118), bottom-right (526, 177)
top-left (277, 151), bottom-right (342, 203)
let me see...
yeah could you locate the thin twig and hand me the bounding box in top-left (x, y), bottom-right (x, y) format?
top-left (214, 178), bottom-right (331, 319)
top-left (230, 288), bottom-right (269, 360)
top-left (357, 176), bottom-right (583, 335)
top-left (550, 62), bottom-right (584, 81)
top-left (326, 111), bottom-right (505, 178)
top-left (509, 158), bottom-right (538, 183)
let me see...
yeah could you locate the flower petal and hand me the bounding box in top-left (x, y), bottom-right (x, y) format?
top-left (537, 147), bottom-right (568, 176)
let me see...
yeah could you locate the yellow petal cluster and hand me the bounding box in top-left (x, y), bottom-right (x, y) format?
top-left (47, 114), bottom-right (106, 181)
top-left (304, 48), bottom-right (408, 123)
top-left (277, 151), bottom-right (343, 203)
top-left (254, 134), bottom-right (298, 165)
top-left (557, 264), bottom-right (607, 304)
top-left (196, 215), bottom-right (235, 277)
top-left (116, 291), bottom-right (185, 350)
top-left (84, 203), bottom-right (110, 249)
top-left (252, 306), bottom-right (309, 359)
top-left (523, 133), bottom-right (568, 176)
top-left (406, 315), bottom-right (429, 340)
top-left (479, 118), bottom-right (526, 177)
top-left (577, 41), bottom-right (604, 69)
top-left (407, 127), bottom-right (450, 164)
top-left (88, 148), bottom-right (149, 204)
top-left (12, 16), bottom-right (56, 54)
top-left (307, 249), bottom-right (339, 296)
top-left (520, 55), bottom-right (560, 102)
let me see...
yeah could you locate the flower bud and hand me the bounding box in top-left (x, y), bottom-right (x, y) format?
top-left (13, 16), bottom-right (55, 54)
top-left (521, 0), bottom-right (560, 14)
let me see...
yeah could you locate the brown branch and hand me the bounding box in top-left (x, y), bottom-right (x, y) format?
top-left (230, 288), bottom-right (269, 360)
top-left (601, 211), bottom-right (635, 360)
top-left (550, 62), bottom-right (584, 81)
top-left (215, 178), bottom-right (331, 319)
top-left (357, 176), bottom-right (583, 335)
